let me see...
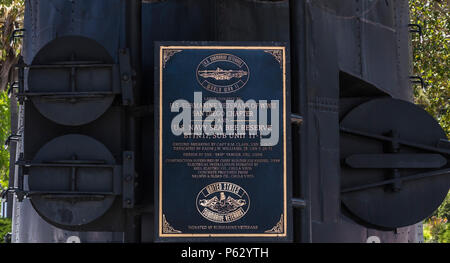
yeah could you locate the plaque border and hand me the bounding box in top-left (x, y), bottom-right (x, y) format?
top-left (156, 43), bottom-right (290, 240)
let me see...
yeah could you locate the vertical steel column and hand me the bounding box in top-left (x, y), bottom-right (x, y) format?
top-left (289, 0), bottom-right (312, 243)
top-left (124, 0), bottom-right (142, 243)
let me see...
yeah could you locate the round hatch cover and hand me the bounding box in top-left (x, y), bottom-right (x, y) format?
top-left (28, 36), bottom-right (116, 126)
top-left (28, 134), bottom-right (117, 227)
top-left (340, 98), bottom-right (449, 229)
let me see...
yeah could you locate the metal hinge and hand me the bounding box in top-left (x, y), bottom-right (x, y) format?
top-left (118, 49), bottom-right (135, 106)
top-left (122, 151), bottom-right (135, 208)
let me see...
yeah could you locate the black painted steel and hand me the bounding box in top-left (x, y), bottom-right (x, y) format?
top-left (340, 98), bottom-right (450, 229)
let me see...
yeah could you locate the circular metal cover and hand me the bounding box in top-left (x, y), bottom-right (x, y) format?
top-left (29, 134), bottom-right (116, 227)
top-left (340, 98), bottom-right (449, 229)
top-left (28, 36), bottom-right (115, 126)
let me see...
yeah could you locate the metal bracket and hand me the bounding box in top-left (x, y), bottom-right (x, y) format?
top-left (292, 198), bottom-right (306, 209)
top-left (7, 81), bottom-right (19, 98)
top-left (122, 151), bottom-right (135, 208)
top-left (408, 24), bottom-right (422, 37)
top-left (409, 76), bottom-right (426, 92)
top-left (291, 113), bottom-right (303, 125)
top-left (3, 233), bottom-right (11, 243)
top-left (4, 134), bottom-right (21, 150)
top-left (13, 56), bottom-right (26, 104)
top-left (1, 188), bottom-right (27, 202)
top-left (118, 49), bottom-right (135, 106)
top-left (10, 28), bottom-right (25, 43)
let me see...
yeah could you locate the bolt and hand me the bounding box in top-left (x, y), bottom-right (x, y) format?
top-left (127, 154), bottom-right (132, 160)
top-left (126, 199), bottom-right (132, 205)
top-left (125, 175), bottom-right (132, 182)
top-left (122, 74), bottom-right (129, 81)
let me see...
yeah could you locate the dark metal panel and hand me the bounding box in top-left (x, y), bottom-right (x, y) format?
top-left (336, 18), bottom-right (363, 77)
top-left (306, 3), bottom-right (339, 98)
top-left (364, 0), bottom-right (395, 28)
top-left (327, 0), bottom-right (412, 99)
top-left (141, 0), bottom-right (290, 100)
top-left (393, 0), bottom-right (414, 101)
top-left (23, 0), bottom-right (126, 64)
top-left (312, 220), bottom-right (366, 243)
top-left (216, 0), bottom-right (290, 41)
top-left (304, 2), bottom-right (341, 232)
top-left (361, 19), bottom-right (399, 97)
top-left (308, 98), bottom-right (340, 224)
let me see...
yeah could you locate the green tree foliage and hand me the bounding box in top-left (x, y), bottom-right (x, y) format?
top-left (0, 0), bottom-right (23, 241)
top-left (0, 0), bottom-right (23, 190)
top-left (0, 217), bottom-right (11, 242)
top-left (0, 91), bottom-right (9, 190)
top-left (423, 217), bottom-right (450, 243)
top-left (0, 0), bottom-right (24, 91)
top-left (410, 0), bottom-right (450, 243)
top-left (410, 0), bottom-right (449, 136)
top-left (436, 192), bottom-right (450, 220)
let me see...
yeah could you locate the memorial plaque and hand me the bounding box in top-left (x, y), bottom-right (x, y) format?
top-left (155, 43), bottom-right (290, 241)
